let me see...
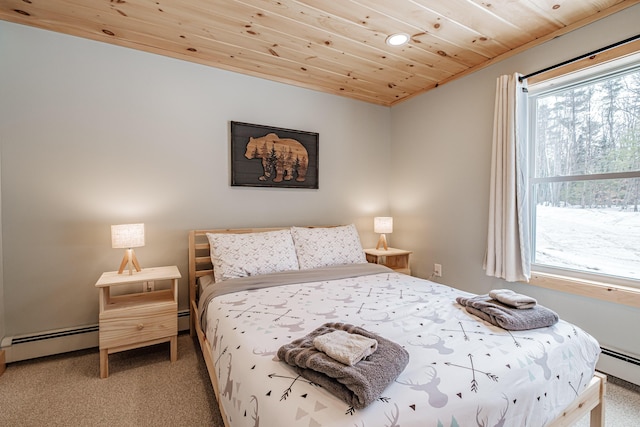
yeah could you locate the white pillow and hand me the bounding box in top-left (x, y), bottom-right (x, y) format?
top-left (206, 230), bottom-right (299, 282)
top-left (291, 224), bottom-right (367, 270)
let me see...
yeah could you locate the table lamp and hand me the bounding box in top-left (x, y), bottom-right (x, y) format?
top-left (111, 223), bottom-right (145, 275)
top-left (374, 217), bottom-right (393, 250)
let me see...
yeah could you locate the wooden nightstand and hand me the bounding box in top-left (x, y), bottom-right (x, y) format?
top-left (95, 265), bottom-right (181, 378)
top-left (364, 248), bottom-right (412, 275)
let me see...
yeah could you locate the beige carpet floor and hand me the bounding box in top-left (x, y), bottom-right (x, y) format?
top-left (1, 333), bottom-right (638, 426)
top-left (0, 333), bottom-right (224, 426)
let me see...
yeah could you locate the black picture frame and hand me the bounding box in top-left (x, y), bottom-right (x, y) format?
top-left (230, 121), bottom-right (319, 189)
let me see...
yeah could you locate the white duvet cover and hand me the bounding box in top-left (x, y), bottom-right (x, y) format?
top-left (203, 266), bottom-right (600, 427)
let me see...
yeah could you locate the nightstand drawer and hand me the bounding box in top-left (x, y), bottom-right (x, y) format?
top-left (99, 302), bottom-right (177, 349)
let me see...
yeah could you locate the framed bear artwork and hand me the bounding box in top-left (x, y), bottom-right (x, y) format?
top-left (230, 121), bottom-right (319, 189)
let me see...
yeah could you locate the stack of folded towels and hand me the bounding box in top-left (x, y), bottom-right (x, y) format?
top-left (456, 289), bottom-right (558, 330)
top-left (277, 322), bottom-right (409, 409)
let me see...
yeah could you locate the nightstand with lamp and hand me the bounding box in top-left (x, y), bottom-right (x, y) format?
top-left (364, 217), bottom-right (412, 275)
top-left (95, 223), bottom-right (180, 378)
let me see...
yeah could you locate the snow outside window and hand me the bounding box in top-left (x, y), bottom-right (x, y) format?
top-left (528, 62), bottom-right (640, 285)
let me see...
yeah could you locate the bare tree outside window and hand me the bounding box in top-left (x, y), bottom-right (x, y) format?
top-left (530, 66), bottom-right (640, 281)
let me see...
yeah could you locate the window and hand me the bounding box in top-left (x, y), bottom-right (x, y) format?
top-left (528, 60), bottom-right (640, 284)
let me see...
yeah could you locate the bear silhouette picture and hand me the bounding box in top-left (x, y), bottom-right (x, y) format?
top-left (244, 133), bottom-right (309, 183)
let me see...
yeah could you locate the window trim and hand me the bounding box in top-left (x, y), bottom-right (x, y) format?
top-left (526, 42), bottom-right (640, 302)
top-left (529, 271), bottom-right (640, 309)
top-left (527, 39), bottom-right (640, 86)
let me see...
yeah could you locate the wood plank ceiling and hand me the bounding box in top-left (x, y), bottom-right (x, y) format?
top-left (1, 0), bottom-right (638, 106)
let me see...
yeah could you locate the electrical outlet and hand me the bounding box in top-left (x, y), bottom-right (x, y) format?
top-left (434, 263), bottom-right (442, 277)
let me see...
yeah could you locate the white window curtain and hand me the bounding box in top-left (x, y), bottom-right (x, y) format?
top-left (484, 73), bottom-right (531, 282)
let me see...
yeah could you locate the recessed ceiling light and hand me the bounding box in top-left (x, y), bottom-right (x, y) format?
top-left (385, 33), bottom-right (410, 47)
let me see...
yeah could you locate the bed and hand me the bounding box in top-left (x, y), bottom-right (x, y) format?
top-left (188, 225), bottom-right (606, 427)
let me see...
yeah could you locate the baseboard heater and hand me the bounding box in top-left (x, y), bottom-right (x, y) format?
top-left (0, 309), bottom-right (191, 363)
top-left (601, 346), bottom-right (640, 366)
top-left (9, 324), bottom-right (99, 345)
top-left (597, 346), bottom-right (640, 386)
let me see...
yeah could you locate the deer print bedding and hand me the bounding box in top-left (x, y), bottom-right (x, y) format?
top-left (201, 264), bottom-right (600, 427)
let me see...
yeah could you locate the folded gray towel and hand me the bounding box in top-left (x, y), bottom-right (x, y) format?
top-left (489, 289), bottom-right (537, 309)
top-left (456, 294), bottom-right (558, 330)
top-left (277, 322), bottom-right (409, 409)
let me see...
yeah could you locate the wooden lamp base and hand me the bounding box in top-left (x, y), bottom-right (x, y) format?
top-left (376, 233), bottom-right (389, 250)
top-left (117, 248), bottom-right (142, 275)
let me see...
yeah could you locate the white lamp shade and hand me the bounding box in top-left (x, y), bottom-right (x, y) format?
top-left (374, 217), bottom-right (393, 234)
top-left (111, 223), bottom-right (145, 249)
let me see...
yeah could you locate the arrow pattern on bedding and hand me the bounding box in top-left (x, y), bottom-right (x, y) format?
top-left (201, 266), bottom-right (600, 426)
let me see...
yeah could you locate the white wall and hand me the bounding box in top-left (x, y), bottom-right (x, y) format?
top-left (0, 21), bottom-right (391, 337)
top-left (390, 5), bottom-right (640, 366)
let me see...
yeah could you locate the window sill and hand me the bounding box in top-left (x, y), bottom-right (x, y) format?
top-left (529, 271), bottom-right (640, 308)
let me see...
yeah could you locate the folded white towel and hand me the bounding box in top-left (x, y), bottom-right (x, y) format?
top-left (489, 289), bottom-right (537, 309)
top-left (313, 330), bottom-right (378, 366)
